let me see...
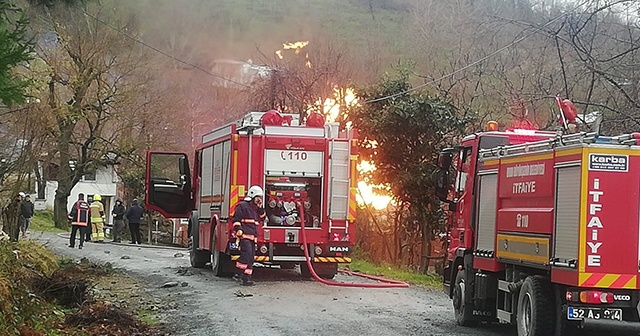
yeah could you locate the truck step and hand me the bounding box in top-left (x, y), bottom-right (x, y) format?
top-left (498, 280), bottom-right (511, 292)
top-left (496, 309), bottom-right (513, 324)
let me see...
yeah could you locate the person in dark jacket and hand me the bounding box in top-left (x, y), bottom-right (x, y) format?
top-left (232, 185), bottom-right (265, 286)
top-left (112, 199), bottom-right (126, 243)
top-left (21, 195), bottom-right (34, 235)
top-left (125, 199), bottom-right (144, 244)
top-left (68, 193), bottom-right (89, 249)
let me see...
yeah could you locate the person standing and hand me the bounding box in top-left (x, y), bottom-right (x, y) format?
top-left (16, 192), bottom-right (29, 238)
top-left (67, 193), bottom-right (89, 249)
top-left (125, 199), bottom-right (144, 244)
top-left (21, 195), bottom-right (34, 235)
top-left (111, 199), bottom-right (125, 243)
top-left (232, 185), bottom-right (265, 286)
top-left (89, 194), bottom-right (106, 243)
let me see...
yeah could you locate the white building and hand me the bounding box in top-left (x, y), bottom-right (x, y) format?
top-left (37, 165), bottom-right (119, 225)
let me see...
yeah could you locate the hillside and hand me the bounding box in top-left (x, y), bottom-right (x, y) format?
top-left (126, 0), bottom-right (413, 77)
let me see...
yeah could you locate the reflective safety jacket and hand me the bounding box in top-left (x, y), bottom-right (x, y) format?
top-left (231, 200), bottom-right (265, 240)
top-left (68, 200), bottom-right (89, 226)
top-left (89, 201), bottom-right (105, 223)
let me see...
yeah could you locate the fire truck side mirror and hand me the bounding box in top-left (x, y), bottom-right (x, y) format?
top-left (433, 168), bottom-right (451, 202)
top-left (178, 156), bottom-right (188, 175)
top-left (438, 150), bottom-right (454, 170)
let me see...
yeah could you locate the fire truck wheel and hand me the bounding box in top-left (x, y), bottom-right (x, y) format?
top-left (517, 276), bottom-right (554, 336)
top-left (300, 263), bottom-right (312, 278)
top-left (452, 270), bottom-right (475, 326)
top-left (211, 227), bottom-right (232, 277)
top-left (300, 262), bottom-right (337, 279)
top-left (189, 220), bottom-right (210, 268)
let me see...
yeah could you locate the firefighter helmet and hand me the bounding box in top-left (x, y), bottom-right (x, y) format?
top-left (244, 186), bottom-right (264, 201)
top-left (93, 194), bottom-right (102, 201)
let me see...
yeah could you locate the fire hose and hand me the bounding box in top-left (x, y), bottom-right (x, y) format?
top-left (298, 205), bottom-right (409, 288)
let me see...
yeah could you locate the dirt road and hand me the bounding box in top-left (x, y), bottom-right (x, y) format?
top-left (33, 232), bottom-right (639, 336)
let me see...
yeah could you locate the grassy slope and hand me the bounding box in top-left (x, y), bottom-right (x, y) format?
top-left (215, 0), bottom-right (410, 48)
top-left (131, 0), bottom-right (414, 64)
top-left (30, 211), bottom-right (66, 233)
top-left (349, 258), bottom-right (442, 287)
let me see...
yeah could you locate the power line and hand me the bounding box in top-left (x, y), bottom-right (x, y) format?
top-left (364, 1), bottom-right (586, 104)
top-left (82, 11), bottom-right (251, 88)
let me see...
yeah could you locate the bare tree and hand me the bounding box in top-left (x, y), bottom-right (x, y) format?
top-left (23, 4), bottom-right (178, 228)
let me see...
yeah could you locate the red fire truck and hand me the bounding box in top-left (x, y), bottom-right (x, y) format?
top-left (435, 102), bottom-right (640, 335)
top-left (145, 111), bottom-right (358, 279)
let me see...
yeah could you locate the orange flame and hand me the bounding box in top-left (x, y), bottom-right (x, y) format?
top-left (306, 87), bottom-right (359, 123)
top-left (356, 160), bottom-right (392, 210)
top-left (283, 41), bottom-right (309, 52)
top-left (305, 52), bottom-right (312, 68)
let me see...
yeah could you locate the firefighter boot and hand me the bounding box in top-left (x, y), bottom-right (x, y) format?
top-left (241, 275), bottom-right (254, 286)
top-left (233, 272), bottom-right (242, 282)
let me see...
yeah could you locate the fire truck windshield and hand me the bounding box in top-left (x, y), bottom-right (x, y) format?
top-left (478, 135), bottom-right (510, 149)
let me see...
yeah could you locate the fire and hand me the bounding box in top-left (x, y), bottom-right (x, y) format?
top-left (307, 87), bottom-right (359, 123)
top-left (276, 41), bottom-right (309, 59)
top-left (283, 41), bottom-right (309, 52)
top-left (356, 160), bottom-right (393, 210)
top-left (272, 40), bottom-right (387, 210)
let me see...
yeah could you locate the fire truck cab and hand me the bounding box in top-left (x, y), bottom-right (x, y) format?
top-left (145, 111), bottom-right (358, 279)
top-left (435, 119), bottom-right (640, 335)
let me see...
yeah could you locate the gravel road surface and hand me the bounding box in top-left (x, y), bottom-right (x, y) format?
top-left (32, 232), bottom-right (639, 336)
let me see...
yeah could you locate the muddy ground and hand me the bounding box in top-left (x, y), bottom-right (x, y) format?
top-left (32, 232), bottom-right (639, 336)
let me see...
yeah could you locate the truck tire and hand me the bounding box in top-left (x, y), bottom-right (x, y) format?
top-left (318, 263), bottom-right (338, 279)
top-left (517, 276), bottom-right (554, 336)
top-left (300, 262), bottom-right (337, 279)
top-left (211, 226), bottom-right (232, 277)
top-left (453, 269), bottom-right (475, 326)
top-left (189, 219), bottom-right (210, 268)
top-left (300, 263), bottom-right (312, 278)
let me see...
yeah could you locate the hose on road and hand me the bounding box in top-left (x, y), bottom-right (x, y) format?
top-left (299, 206), bottom-right (409, 288)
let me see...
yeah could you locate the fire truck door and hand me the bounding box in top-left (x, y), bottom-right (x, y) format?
top-left (146, 151), bottom-right (194, 218)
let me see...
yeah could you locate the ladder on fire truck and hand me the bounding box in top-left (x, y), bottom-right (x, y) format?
top-left (478, 131), bottom-right (640, 159)
top-left (328, 136), bottom-right (351, 234)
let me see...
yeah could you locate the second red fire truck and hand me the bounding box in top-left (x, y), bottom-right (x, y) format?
top-left (435, 99), bottom-right (640, 335)
top-left (145, 111), bottom-right (358, 279)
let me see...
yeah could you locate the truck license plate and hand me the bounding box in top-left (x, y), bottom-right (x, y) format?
top-left (567, 307), bottom-right (622, 321)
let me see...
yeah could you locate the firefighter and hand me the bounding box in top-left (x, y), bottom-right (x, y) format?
top-left (232, 185), bottom-right (265, 286)
top-left (68, 193), bottom-right (89, 249)
top-left (89, 194), bottom-right (106, 243)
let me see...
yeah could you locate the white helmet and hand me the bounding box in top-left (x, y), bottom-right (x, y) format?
top-left (18, 192), bottom-right (25, 197)
top-left (244, 185), bottom-right (264, 201)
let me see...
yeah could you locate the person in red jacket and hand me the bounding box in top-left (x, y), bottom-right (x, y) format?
top-left (232, 185), bottom-right (265, 286)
